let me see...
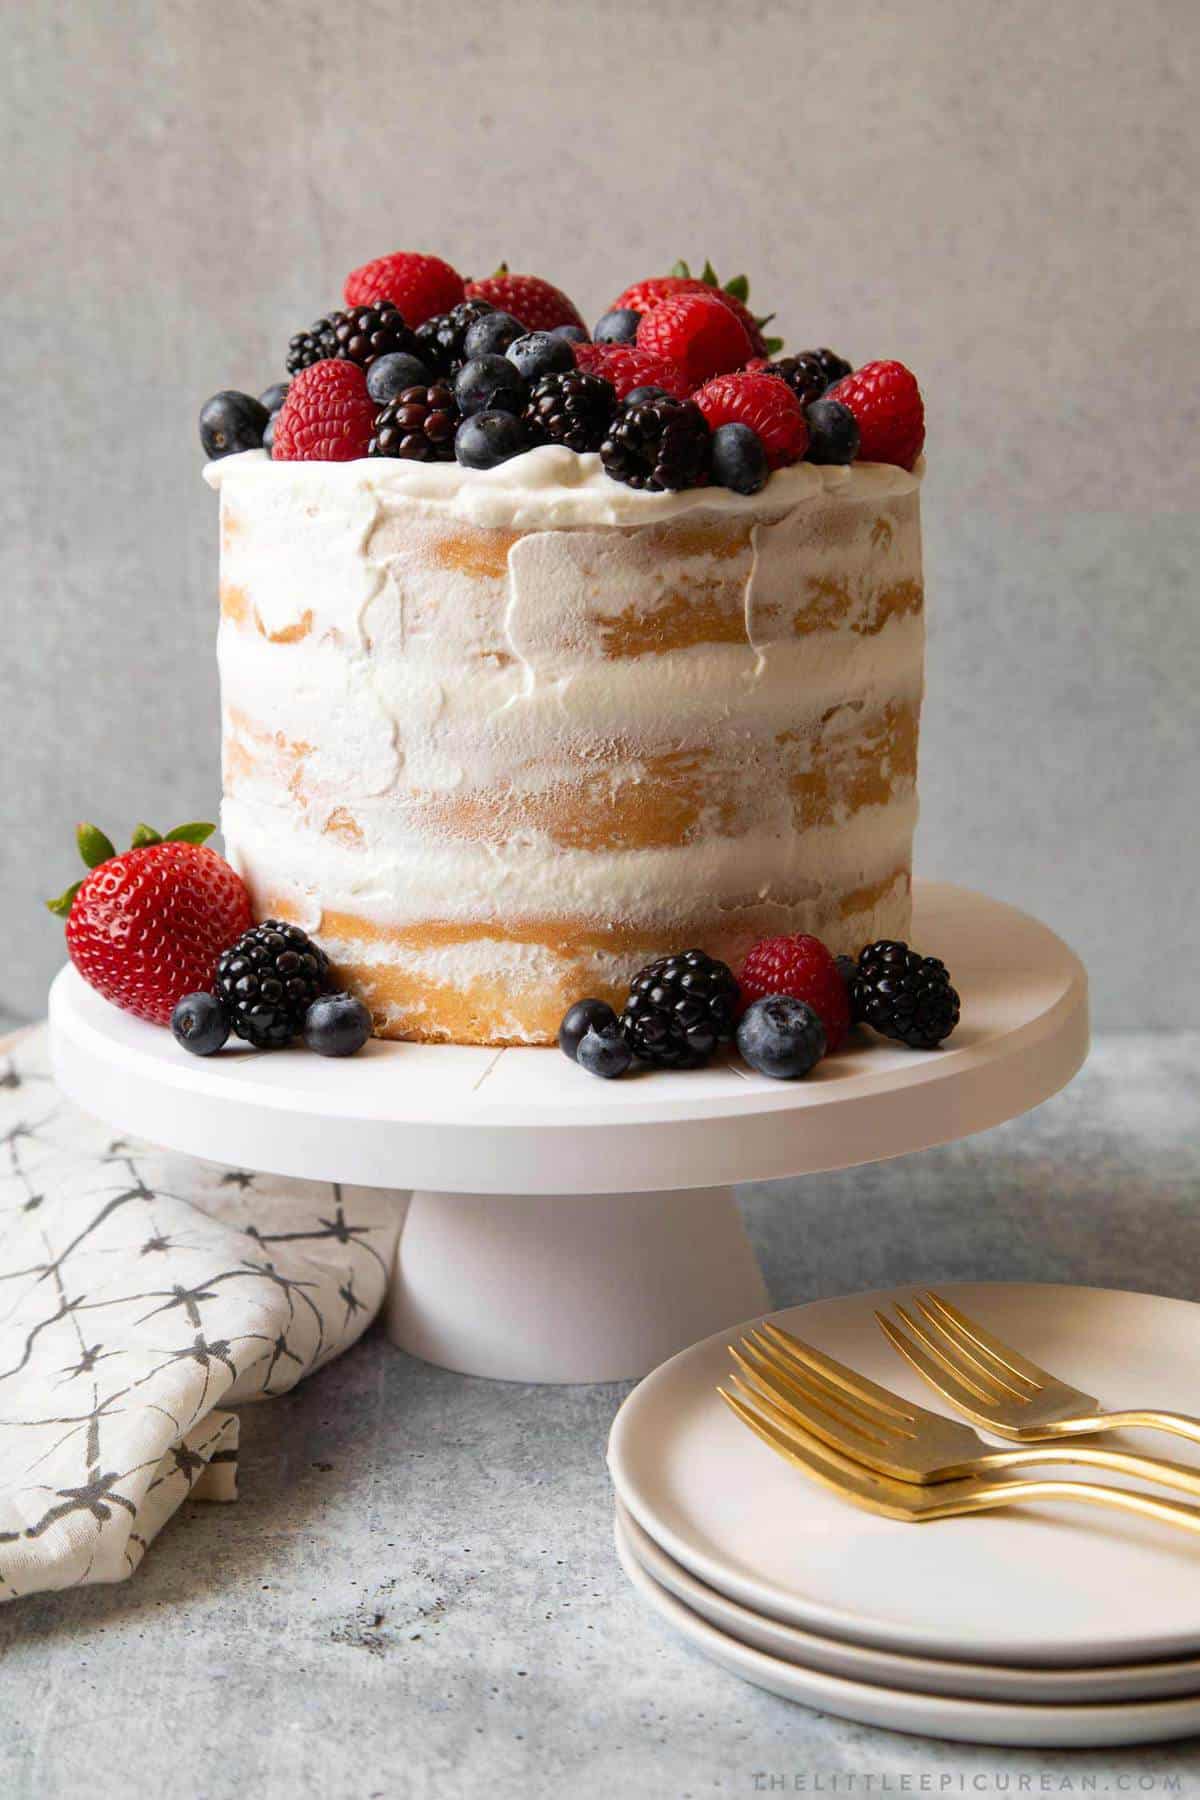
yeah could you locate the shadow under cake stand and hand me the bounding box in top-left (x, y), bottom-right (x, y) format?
top-left (48, 882), bottom-right (1088, 1385)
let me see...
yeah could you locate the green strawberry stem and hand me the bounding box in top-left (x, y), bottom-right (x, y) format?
top-left (44, 819), bottom-right (216, 920)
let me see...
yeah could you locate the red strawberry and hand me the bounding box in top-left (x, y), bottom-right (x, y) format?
top-left (273, 361), bottom-right (375, 462)
top-left (49, 822), bottom-right (253, 1026)
top-left (691, 371), bottom-right (809, 469)
top-left (343, 251), bottom-right (465, 326)
top-left (572, 341), bottom-right (690, 400)
top-left (637, 293), bottom-right (753, 390)
top-left (613, 276), bottom-right (769, 357)
top-left (826, 360), bottom-right (925, 470)
top-left (464, 268), bottom-right (585, 334)
top-left (738, 934), bottom-right (851, 1053)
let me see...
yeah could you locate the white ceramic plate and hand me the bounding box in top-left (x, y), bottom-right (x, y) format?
top-left (608, 1283), bottom-right (1200, 1667)
top-left (617, 1501), bottom-right (1200, 1703)
top-left (614, 1513), bottom-right (1200, 1747)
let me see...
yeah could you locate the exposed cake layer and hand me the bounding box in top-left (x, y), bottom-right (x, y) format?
top-left (208, 447), bottom-right (925, 1044)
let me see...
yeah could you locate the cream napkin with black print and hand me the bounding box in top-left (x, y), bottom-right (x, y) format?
top-left (0, 1025), bottom-right (399, 1601)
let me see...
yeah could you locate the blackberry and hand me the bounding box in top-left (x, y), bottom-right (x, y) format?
top-left (369, 381), bottom-right (460, 461)
top-left (620, 949), bottom-right (740, 1069)
top-left (215, 920), bottom-right (331, 1049)
top-left (812, 347), bottom-right (853, 386)
top-left (850, 940), bottom-right (960, 1050)
top-left (415, 299), bottom-right (495, 375)
top-left (764, 349), bottom-right (854, 405)
top-left (286, 303), bottom-right (418, 375)
top-left (524, 369), bottom-right (616, 453)
top-left (601, 395), bottom-right (711, 492)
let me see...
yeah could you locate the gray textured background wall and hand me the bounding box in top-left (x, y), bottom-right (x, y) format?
top-left (3, 0), bottom-right (1197, 1027)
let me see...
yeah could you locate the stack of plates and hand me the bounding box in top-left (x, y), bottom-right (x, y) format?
top-left (607, 1283), bottom-right (1200, 1747)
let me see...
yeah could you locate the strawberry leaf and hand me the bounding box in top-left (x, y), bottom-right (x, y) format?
top-left (130, 823), bottom-right (162, 848)
top-left (46, 880), bottom-right (82, 918)
top-left (723, 274), bottom-right (750, 303)
top-left (669, 260), bottom-right (692, 280)
top-left (699, 260), bottom-right (719, 287)
top-left (763, 335), bottom-right (785, 355)
top-left (164, 821), bottom-right (216, 845)
top-left (76, 822), bottom-right (116, 868)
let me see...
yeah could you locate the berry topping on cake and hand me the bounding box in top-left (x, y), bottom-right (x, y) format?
top-left (215, 920), bottom-right (331, 1050)
top-left (550, 324), bottom-right (589, 345)
top-left (601, 394), bottom-right (711, 492)
top-left (572, 342), bottom-right (689, 400)
top-left (612, 262), bottom-right (776, 358)
top-left (558, 998), bottom-right (619, 1063)
top-left (757, 348), bottom-right (851, 407)
top-left (804, 397), bottom-right (860, 465)
top-left (738, 933), bottom-right (851, 1052)
top-left (48, 821), bottom-right (253, 1026)
top-left (592, 308), bottom-right (641, 345)
top-left (636, 292), bottom-right (753, 389)
top-left (737, 995), bottom-right (826, 1080)
top-left (506, 331), bottom-right (576, 383)
top-left (415, 299), bottom-right (496, 376)
top-left (369, 381), bottom-right (460, 461)
top-left (826, 360), bottom-right (925, 470)
top-left (327, 303), bottom-right (422, 370)
top-left (304, 992), bottom-right (373, 1057)
top-left (343, 251), bottom-right (465, 325)
top-left (453, 354), bottom-right (529, 417)
top-left (709, 421), bottom-right (769, 494)
top-left (464, 268), bottom-right (586, 335)
top-left (455, 410), bottom-right (531, 469)
top-left (199, 391), bottom-right (269, 460)
top-left (272, 360), bottom-right (376, 462)
top-left (524, 369), bottom-right (616, 453)
top-left (171, 991), bottom-right (232, 1057)
top-left (691, 371), bottom-right (808, 469)
top-left (620, 949), bottom-right (740, 1069)
top-left (463, 310), bottom-right (527, 360)
top-left (366, 352), bottom-right (433, 406)
top-left (258, 381), bottom-right (290, 416)
top-left (849, 941), bottom-right (960, 1049)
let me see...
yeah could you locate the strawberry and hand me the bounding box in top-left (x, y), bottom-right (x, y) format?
top-left (691, 371), bottom-right (809, 469)
top-left (272, 360), bottom-right (375, 462)
top-left (738, 933), bottom-right (852, 1053)
top-left (343, 251), bottom-right (465, 326)
top-left (48, 822), bottom-right (253, 1026)
top-left (464, 267), bottom-right (586, 334)
top-left (613, 273), bottom-right (772, 358)
top-left (636, 293), bottom-right (753, 390)
top-left (572, 341), bottom-right (690, 400)
top-left (825, 360), bottom-right (925, 470)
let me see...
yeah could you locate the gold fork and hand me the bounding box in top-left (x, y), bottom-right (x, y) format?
top-left (718, 1379), bottom-right (1200, 1534)
top-left (728, 1321), bottom-right (1200, 1499)
top-left (877, 1291), bottom-right (1200, 1447)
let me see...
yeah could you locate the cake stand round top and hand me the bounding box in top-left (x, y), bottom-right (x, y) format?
top-left (48, 883), bottom-right (1088, 1196)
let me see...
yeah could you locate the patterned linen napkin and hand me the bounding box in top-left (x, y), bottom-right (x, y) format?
top-left (0, 1024), bottom-right (400, 1602)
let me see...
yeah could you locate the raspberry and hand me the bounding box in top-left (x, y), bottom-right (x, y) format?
top-left (637, 293), bottom-right (753, 389)
top-left (343, 251), bottom-right (465, 325)
top-left (464, 270), bottom-right (585, 334)
top-left (573, 341), bottom-right (689, 400)
top-left (826, 360), bottom-right (925, 470)
top-left (273, 361), bottom-right (375, 462)
top-left (738, 933), bottom-right (851, 1053)
top-left (58, 829), bottom-right (253, 1027)
top-left (691, 372), bottom-right (809, 470)
top-left (612, 275), bottom-right (770, 357)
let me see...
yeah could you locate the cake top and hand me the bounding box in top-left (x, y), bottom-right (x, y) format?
top-left (199, 251), bottom-right (925, 499)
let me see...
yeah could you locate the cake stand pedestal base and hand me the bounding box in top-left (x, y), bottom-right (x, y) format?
top-left (387, 1185), bottom-right (769, 1383)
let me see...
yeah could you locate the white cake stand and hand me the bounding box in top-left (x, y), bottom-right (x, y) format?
top-left (48, 883), bottom-right (1087, 1384)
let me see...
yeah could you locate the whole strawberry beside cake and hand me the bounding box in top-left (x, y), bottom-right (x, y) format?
top-left (199, 249), bottom-right (928, 1047)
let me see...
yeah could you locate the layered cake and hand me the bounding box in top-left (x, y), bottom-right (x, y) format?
top-left (199, 251), bottom-right (929, 1048)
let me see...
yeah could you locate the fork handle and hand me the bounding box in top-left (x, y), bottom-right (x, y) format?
top-left (941, 1478), bottom-right (1200, 1536)
top-left (991, 1444), bottom-right (1200, 1500)
top-left (1094, 1410), bottom-right (1200, 1449)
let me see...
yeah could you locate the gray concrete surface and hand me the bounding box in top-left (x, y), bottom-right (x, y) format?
top-left (2, 1), bottom-right (1199, 1028)
top-left (1, 1034), bottom-right (1198, 1798)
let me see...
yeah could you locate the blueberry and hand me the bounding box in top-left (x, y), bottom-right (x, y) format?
top-left (366, 351), bottom-right (431, 406)
top-left (463, 311), bottom-right (526, 360)
top-left (623, 385), bottom-right (668, 407)
top-left (558, 997), bottom-right (619, 1062)
top-left (262, 413), bottom-right (277, 457)
top-left (507, 331), bottom-right (576, 382)
top-left (455, 410), bottom-right (531, 469)
top-left (199, 390), bottom-right (270, 459)
top-left (805, 397), bottom-right (860, 466)
top-left (454, 354), bottom-right (529, 418)
top-left (171, 992), bottom-right (231, 1056)
top-left (550, 324), bottom-right (589, 344)
top-left (711, 422), bottom-right (769, 495)
top-left (576, 1023), bottom-right (634, 1079)
top-left (258, 381), bottom-right (290, 415)
top-left (736, 995), bottom-right (826, 1080)
top-left (303, 992), bottom-right (373, 1057)
top-left (593, 308), bottom-right (641, 345)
